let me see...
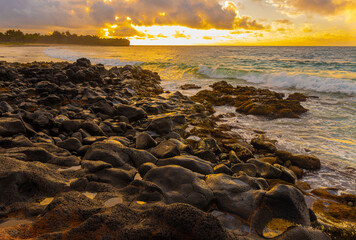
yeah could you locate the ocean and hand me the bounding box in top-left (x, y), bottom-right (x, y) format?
top-left (1, 45), bottom-right (355, 193)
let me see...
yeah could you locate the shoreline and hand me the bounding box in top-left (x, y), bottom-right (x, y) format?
top-left (0, 59), bottom-right (355, 239)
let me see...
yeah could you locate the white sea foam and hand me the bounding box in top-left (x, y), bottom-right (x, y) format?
top-left (197, 64), bottom-right (356, 95)
top-left (244, 72), bottom-right (356, 96)
top-left (43, 48), bottom-right (142, 66)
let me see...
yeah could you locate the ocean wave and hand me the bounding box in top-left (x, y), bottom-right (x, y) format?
top-left (244, 72), bottom-right (356, 96)
top-left (43, 48), bottom-right (142, 66)
top-left (196, 65), bottom-right (356, 95)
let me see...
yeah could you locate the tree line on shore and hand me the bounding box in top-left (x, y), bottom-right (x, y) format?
top-left (0, 29), bottom-right (130, 46)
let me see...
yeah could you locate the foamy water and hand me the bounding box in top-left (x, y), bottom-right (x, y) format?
top-left (1, 45), bottom-right (355, 193)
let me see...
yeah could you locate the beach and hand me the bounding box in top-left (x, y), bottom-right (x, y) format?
top-left (0, 53), bottom-right (355, 239)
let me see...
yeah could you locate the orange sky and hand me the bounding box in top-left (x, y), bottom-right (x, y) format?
top-left (0, 0), bottom-right (355, 45)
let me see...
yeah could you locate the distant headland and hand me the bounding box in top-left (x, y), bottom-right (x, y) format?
top-left (0, 29), bottom-right (130, 46)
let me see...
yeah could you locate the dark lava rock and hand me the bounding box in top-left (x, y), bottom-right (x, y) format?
top-left (144, 165), bottom-right (213, 210)
top-left (81, 160), bottom-right (112, 173)
top-left (62, 119), bottom-right (82, 132)
top-left (194, 149), bottom-right (218, 163)
top-left (150, 140), bottom-right (180, 158)
top-left (81, 120), bottom-right (106, 136)
top-left (214, 164), bottom-right (233, 175)
top-left (83, 140), bottom-right (157, 169)
top-left (157, 155), bottom-right (213, 175)
top-left (135, 132), bottom-right (157, 149)
top-left (206, 174), bottom-right (263, 220)
top-left (180, 84), bottom-right (201, 90)
top-left (276, 150), bottom-right (321, 170)
top-left (247, 159), bottom-right (282, 179)
top-left (264, 184), bottom-right (311, 227)
top-left (57, 137), bottom-right (82, 151)
top-left (137, 162), bottom-right (156, 177)
top-left (90, 168), bottom-right (137, 189)
top-left (0, 156), bottom-right (67, 206)
top-left (197, 138), bottom-right (221, 154)
top-left (76, 58), bottom-right (91, 67)
top-left (0, 118), bottom-right (26, 137)
top-left (115, 104), bottom-right (147, 122)
top-left (231, 163), bottom-right (257, 177)
top-left (251, 137), bottom-right (277, 153)
top-left (224, 143), bottom-right (254, 161)
top-left (276, 226), bottom-right (331, 240)
top-left (147, 116), bottom-right (173, 134)
top-left (35, 81), bottom-right (58, 93)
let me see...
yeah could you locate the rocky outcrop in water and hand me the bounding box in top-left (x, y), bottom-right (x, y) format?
top-left (0, 59), bottom-right (351, 239)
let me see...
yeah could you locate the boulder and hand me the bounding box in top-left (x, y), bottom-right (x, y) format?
top-left (81, 160), bottom-right (113, 173)
top-left (144, 166), bottom-right (213, 210)
top-left (0, 118), bottom-right (26, 137)
top-left (214, 164), bottom-right (233, 175)
top-left (115, 104), bottom-right (147, 122)
top-left (247, 159), bottom-right (282, 179)
top-left (147, 116), bottom-right (173, 134)
top-left (150, 140), bottom-right (180, 158)
top-left (231, 163), bottom-right (257, 177)
top-left (157, 155), bottom-right (213, 175)
top-left (81, 120), bottom-right (106, 136)
top-left (0, 156), bottom-right (67, 206)
top-left (135, 132), bottom-right (156, 149)
top-left (205, 174), bottom-right (263, 221)
top-left (83, 140), bottom-right (157, 168)
top-left (276, 151), bottom-right (321, 170)
top-left (57, 137), bottom-right (82, 151)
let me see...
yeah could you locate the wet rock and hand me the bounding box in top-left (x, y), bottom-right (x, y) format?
top-left (231, 163), bottom-right (257, 177)
top-left (206, 174), bottom-right (263, 220)
top-left (214, 164), bottom-right (233, 175)
top-left (150, 140), bottom-right (180, 158)
top-left (287, 93), bottom-right (308, 102)
top-left (276, 226), bottom-right (331, 240)
top-left (276, 150), bottom-right (321, 170)
top-left (289, 165), bottom-right (303, 179)
top-left (274, 164), bottom-right (297, 184)
top-left (0, 118), bottom-right (26, 137)
top-left (194, 149), bottom-right (218, 163)
top-left (147, 116), bottom-right (173, 134)
top-left (157, 155), bottom-right (213, 175)
top-left (248, 159), bottom-right (282, 179)
top-left (144, 165), bottom-right (214, 210)
top-left (224, 143), bottom-right (254, 161)
top-left (180, 84), bottom-right (201, 90)
top-left (57, 137), bottom-right (82, 151)
top-left (251, 137), bottom-right (277, 153)
top-left (115, 104), bottom-right (147, 122)
top-left (135, 132), bottom-right (157, 149)
top-left (197, 138), bottom-right (221, 154)
top-left (229, 150), bottom-right (243, 164)
top-left (264, 184), bottom-right (310, 227)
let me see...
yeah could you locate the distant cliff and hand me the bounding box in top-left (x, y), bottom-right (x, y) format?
top-left (0, 30), bottom-right (130, 46)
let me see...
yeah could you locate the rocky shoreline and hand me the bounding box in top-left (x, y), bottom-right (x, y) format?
top-left (0, 58), bottom-right (354, 239)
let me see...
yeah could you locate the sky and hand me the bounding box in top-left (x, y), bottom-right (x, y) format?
top-left (0, 0), bottom-right (355, 45)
